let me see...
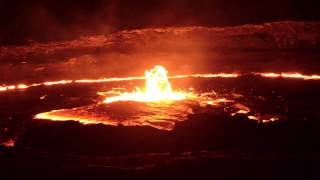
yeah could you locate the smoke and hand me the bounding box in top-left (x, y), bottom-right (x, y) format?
top-left (22, 2), bottom-right (117, 41)
top-left (0, 0), bottom-right (319, 45)
top-left (0, 1), bottom-right (320, 84)
top-left (0, 0), bottom-right (119, 44)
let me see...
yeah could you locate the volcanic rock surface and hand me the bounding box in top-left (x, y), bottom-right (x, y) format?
top-left (1, 21), bottom-right (320, 179)
top-left (1, 21), bottom-right (320, 83)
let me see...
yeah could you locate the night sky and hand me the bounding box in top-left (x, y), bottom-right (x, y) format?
top-left (1, 0), bottom-right (319, 44)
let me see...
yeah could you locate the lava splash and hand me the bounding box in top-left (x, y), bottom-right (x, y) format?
top-left (34, 65), bottom-right (281, 130)
top-left (103, 65), bottom-right (187, 103)
top-left (35, 66), bottom-right (197, 130)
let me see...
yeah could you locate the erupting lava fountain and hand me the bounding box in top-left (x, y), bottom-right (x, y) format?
top-left (103, 65), bottom-right (187, 103)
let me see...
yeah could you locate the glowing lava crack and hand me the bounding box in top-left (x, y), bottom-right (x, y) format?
top-left (35, 65), bottom-right (281, 130)
top-left (35, 66), bottom-right (197, 130)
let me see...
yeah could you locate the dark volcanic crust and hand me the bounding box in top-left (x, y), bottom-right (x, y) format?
top-left (1, 21), bottom-right (320, 83)
top-left (1, 21), bottom-right (320, 60)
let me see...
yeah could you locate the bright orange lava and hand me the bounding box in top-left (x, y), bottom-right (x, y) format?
top-left (103, 66), bottom-right (187, 103)
top-left (0, 72), bottom-right (238, 92)
top-left (34, 66), bottom-right (196, 130)
top-left (2, 71), bottom-right (320, 93)
top-left (33, 66), bottom-right (283, 130)
top-left (256, 72), bottom-right (320, 80)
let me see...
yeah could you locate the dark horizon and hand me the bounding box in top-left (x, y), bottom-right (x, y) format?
top-left (1, 0), bottom-right (320, 45)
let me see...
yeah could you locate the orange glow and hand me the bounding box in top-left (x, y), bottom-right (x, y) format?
top-left (103, 66), bottom-right (187, 103)
top-left (281, 73), bottom-right (320, 80)
top-left (187, 73), bottom-right (239, 78)
top-left (35, 109), bottom-right (106, 125)
top-left (205, 98), bottom-right (234, 105)
top-left (34, 66), bottom-right (286, 130)
top-left (0, 72), bottom-right (239, 93)
top-left (247, 114), bottom-right (281, 123)
top-left (43, 80), bottom-right (73, 86)
top-left (35, 66), bottom-right (239, 130)
top-left (1, 72), bottom-right (320, 93)
top-left (257, 72), bottom-right (320, 80)
top-left (0, 86), bottom-right (6, 91)
top-left (34, 103), bottom-right (187, 131)
top-left (34, 66), bottom-right (242, 130)
top-left (231, 110), bottom-right (250, 116)
top-left (1, 139), bottom-right (15, 147)
top-left (17, 84), bottom-right (28, 89)
top-left (257, 73), bottom-right (281, 78)
top-left (75, 76), bottom-right (144, 83)
top-left (7, 85), bottom-right (16, 90)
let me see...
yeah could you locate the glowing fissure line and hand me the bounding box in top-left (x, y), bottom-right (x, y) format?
top-left (0, 73), bottom-right (238, 92)
top-left (33, 66), bottom-right (284, 129)
top-left (1, 72), bottom-right (320, 92)
top-left (43, 80), bottom-right (73, 86)
top-left (256, 72), bottom-right (320, 80)
top-left (75, 76), bottom-right (145, 83)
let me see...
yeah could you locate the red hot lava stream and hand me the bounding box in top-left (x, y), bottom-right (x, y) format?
top-left (1, 72), bottom-right (320, 93)
top-left (33, 66), bottom-right (284, 130)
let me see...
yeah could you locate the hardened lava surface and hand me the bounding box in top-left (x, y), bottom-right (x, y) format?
top-left (1, 76), bottom-right (320, 180)
top-left (1, 21), bottom-right (320, 84)
top-left (1, 21), bottom-right (320, 179)
top-left (1, 76), bottom-right (320, 152)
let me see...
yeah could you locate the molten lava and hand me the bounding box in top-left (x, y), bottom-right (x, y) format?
top-left (103, 66), bottom-right (187, 103)
top-left (256, 72), bottom-right (320, 80)
top-left (34, 65), bottom-right (196, 130)
top-left (2, 71), bottom-right (320, 93)
top-left (33, 66), bottom-right (283, 130)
